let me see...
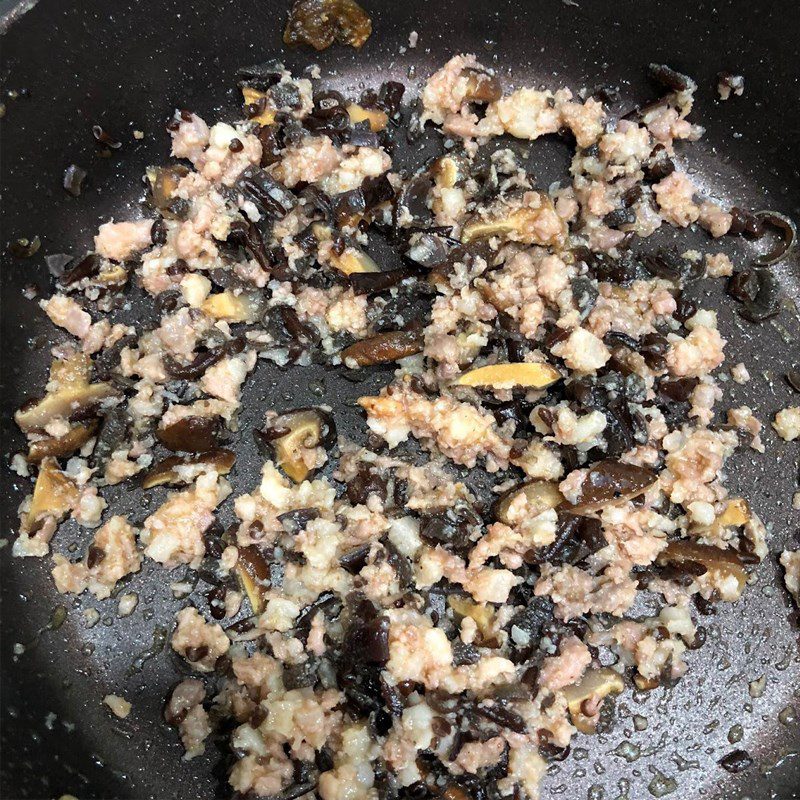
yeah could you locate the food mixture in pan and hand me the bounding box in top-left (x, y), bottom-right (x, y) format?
top-left (10, 44), bottom-right (800, 800)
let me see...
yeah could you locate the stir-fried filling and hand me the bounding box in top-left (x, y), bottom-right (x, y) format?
top-left (10, 54), bottom-right (797, 800)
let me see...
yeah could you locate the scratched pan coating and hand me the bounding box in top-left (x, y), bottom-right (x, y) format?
top-left (0, 0), bottom-right (798, 798)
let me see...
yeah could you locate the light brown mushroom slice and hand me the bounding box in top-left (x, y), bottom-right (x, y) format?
top-left (240, 87), bottom-right (277, 126)
top-left (455, 362), bottom-right (561, 390)
top-left (448, 596), bottom-right (494, 638)
top-left (28, 421), bottom-right (99, 463)
top-left (461, 195), bottom-right (566, 248)
top-left (15, 382), bottom-right (119, 433)
top-left (235, 545), bottom-right (271, 614)
top-left (272, 411), bottom-right (323, 483)
top-left (96, 263), bottom-right (129, 286)
top-left (141, 449), bottom-right (235, 489)
top-left (563, 668), bottom-right (624, 733)
top-left (145, 164), bottom-right (190, 211)
top-left (431, 154), bottom-right (468, 189)
top-left (331, 246), bottom-right (380, 275)
top-left (25, 457), bottom-right (79, 532)
top-left (49, 352), bottom-right (92, 389)
top-left (715, 497), bottom-right (750, 528)
top-left (312, 223), bottom-right (380, 275)
top-left (201, 291), bottom-right (262, 323)
top-left (346, 103), bottom-right (388, 132)
top-left (493, 480), bottom-right (564, 526)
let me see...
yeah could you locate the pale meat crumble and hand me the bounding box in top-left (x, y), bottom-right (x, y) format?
top-left (8, 50), bottom-right (796, 800)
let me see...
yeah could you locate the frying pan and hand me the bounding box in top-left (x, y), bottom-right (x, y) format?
top-left (1, 0), bottom-right (799, 798)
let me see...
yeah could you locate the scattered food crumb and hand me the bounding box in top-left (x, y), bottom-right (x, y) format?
top-left (717, 72), bottom-right (745, 100)
top-left (773, 406), bottom-right (800, 441)
top-left (103, 694), bottom-right (132, 719)
top-left (118, 592), bottom-right (139, 617)
top-left (730, 362), bottom-right (750, 384)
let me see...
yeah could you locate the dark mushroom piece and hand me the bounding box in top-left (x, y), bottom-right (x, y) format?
top-left (146, 165), bottom-right (190, 217)
top-left (348, 268), bottom-right (415, 294)
top-left (493, 480), bottom-right (564, 525)
top-left (283, 0), bottom-right (372, 50)
top-left (254, 408), bottom-right (336, 483)
top-left (237, 59), bottom-right (285, 91)
top-left (738, 269), bottom-right (782, 323)
top-left (567, 460), bottom-right (657, 514)
top-left (462, 68), bottom-right (503, 104)
top-left (648, 63), bottom-right (695, 94)
top-left (156, 415), bottom-right (222, 453)
top-left (236, 166), bottom-right (296, 219)
top-left (657, 541), bottom-right (747, 597)
top-left (142, 449), bottom-right (235, 489)
top-left (28, 421), bottom-right (99, 464)
top-left (90, 407), bottom-right (130, 469)
top-left (340, 330), bottom-right (423, 367)
top-left (163, 336), bottom-right (245, 380)
top-left (235, 545), bottom-right (272, 614)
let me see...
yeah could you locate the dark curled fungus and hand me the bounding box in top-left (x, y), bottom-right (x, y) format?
top-left (753, 210), bottom-right (796, 265)
top-left (163, 337), bottom-right (245, 380)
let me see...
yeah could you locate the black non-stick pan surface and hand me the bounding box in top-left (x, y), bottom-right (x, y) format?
top-left (1, 0), bottom-right (799, 798)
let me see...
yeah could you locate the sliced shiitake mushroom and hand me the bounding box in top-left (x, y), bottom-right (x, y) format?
top-left (455, 362), bottom-right (561, 390)
top-left (340, 330), bottom-right (423, 366)
top-left (567, 460), bottom-right (657, 514)
top-left (27, 421), bottom-right (98, 463)
top-left (142, 449), bottom-right (235, 489)
top-left (255, 408), bottom-right (336, 483)
top-left (461, 194), bottom-right (566, 248)
top-left (235, 545), bottom-right (271, 614)
top-left (462, 68), bottom-right (503, 104)
top-left (146, 165), bottom-right (190, 217)
top-left (313, 224), bottom-right (380, 274)
top-left (283, 0), bottom-right (372, 50)
top-left (201, 291), bottom-right (263, 323)
top-left (241, 87), bottom-right (277, 126)
top-left (96, 262), bottom-right (128, 288)
top-left (563, 668), bottom-right (624, 733)
top-left (711, 497), bottom-right (749, 530)
top-left (156, 415), bottom-right (222, 453)
top-left (24, 457), bottom-right (79, 532)
top-left (346, 103), bottom-right (388, 132)
top-left (657, 541), bottom-right (746, 597)
top-left (431, 154), bottom-right (469, 190)
top-left (448, 595), bottom-right (495, 640)
top-left (493, 480), bottom-right (564, 526)
top-left (331, 247), bottom-right (380, 275)
top-left (15, 354), bottom-right (119, 433)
